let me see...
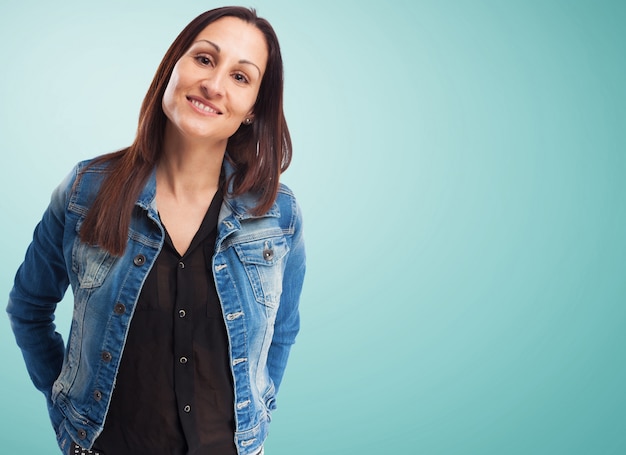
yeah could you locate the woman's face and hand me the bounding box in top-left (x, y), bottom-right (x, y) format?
top-left (162, 16), bottom-right (268, 147)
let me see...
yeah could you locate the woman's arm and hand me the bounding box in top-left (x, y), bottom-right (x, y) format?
top-left (7, 169), bottom-right (75, 404)
top-left (266, 198), bottom-right (306, 394)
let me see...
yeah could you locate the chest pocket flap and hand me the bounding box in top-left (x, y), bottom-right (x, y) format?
top-left (234, 236), bottom-right (289, 306)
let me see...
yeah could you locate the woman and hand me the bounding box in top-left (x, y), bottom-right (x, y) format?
top-left (7, 6), bottom-right (305, 455)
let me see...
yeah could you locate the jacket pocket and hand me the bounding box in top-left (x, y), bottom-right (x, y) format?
top-left (233, 236), bottom-right (289, 307)
top-left (262, 381), bottom-right (277, 412)
top-left (72, 222), bottom-right (116, 289)
top-left (261, 381), bottom-right (277, 423)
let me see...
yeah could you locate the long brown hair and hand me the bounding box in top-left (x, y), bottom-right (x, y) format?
top-left (79, 7), bottom-right (291, 256)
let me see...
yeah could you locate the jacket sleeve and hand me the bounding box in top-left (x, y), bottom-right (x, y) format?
top-left (267, 198), bottom-right (306, 394)
top-left (6, 168), bottom-right (76, 405)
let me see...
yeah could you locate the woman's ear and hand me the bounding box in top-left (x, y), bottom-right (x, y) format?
top-left (243, 110), bottom-right (255, 125)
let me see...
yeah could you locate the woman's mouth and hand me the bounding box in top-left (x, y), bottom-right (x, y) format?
top-left (188, 97), bottom-right (221, 115)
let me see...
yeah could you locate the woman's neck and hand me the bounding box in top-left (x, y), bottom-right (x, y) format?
top-left (158, 124), bottom-right (226, 200)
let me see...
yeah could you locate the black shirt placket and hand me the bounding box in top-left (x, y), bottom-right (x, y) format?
top-left (173, 255), bottom-right (196, 442)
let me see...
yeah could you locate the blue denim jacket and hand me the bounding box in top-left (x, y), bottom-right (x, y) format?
top-left (7, 158), bottom-right (305, 455)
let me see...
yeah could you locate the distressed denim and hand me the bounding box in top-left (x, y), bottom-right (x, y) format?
top-left (7, 159), bottom-right (305, 455)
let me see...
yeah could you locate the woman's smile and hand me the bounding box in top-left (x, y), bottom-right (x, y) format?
top-left (187, 96), bottom-right (222, 116)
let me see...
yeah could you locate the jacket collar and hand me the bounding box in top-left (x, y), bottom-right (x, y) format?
top-left (220, 158), bottom-right (280, 221)
top-left (135, 167), bottom-right (158, 216)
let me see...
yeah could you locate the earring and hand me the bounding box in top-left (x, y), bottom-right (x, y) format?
top-left (243, 118), bottom-right (253, 125)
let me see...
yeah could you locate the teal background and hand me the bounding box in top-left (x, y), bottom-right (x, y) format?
top-left (1, 1), bottom-right (625, 453)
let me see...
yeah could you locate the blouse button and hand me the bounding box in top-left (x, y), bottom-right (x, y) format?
top-left (183, 405), bottom-right (191, 413)
top-left (133, 254), bottom-right (146, 266)
top-left (178, 261), bottom-right (185, 269)
top-left (179, 309), bottom-right (186, 318)
top-left (179, 356), bottom-right (188, 364)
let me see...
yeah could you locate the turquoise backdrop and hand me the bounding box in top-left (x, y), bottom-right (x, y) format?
top-left (1, 1), bottom-right (625, 453)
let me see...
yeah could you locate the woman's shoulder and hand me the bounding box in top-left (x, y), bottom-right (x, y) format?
top-left (62, 155), bottom-right (116, 183)
top-left (276, 182), bottom-right (301, 214)
top-left (76, 153), bottom-right (120, 174)
top-left (277, 182), bottom-right (296, 199)
top-left (275, 182), bottom-right (303, 230)
top-left (60, 154), bottom-right (119, 212)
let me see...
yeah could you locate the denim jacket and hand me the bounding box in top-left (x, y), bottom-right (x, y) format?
top-left (7, 158), bottom-right (305, 455)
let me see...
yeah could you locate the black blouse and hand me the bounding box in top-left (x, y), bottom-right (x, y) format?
top-left (94, 190), bottom-right (237, 455)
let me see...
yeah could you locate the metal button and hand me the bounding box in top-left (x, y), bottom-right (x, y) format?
top-left (101, 351), bottom-right (112, 362)
top-left (179, 356), bottom-right (188, 364)
top-left (179, 309), bottom-right (186, 318)
top-left (178, 261), bottom-right (185, 269)
top-left (77, 429), bottom-right (87, 440)
top-left (263, 248), bottom-right (274, 261)
top-left (114, 303), bottom-right (126, 315)
top-left (183, 405), bottom-right (191, 413)
top-left (133, 254), bottom-right (146, 266)
top-left (94, 390), bottom-right (102, 401)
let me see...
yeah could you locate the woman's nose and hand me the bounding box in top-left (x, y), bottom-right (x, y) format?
top-left (201, 70), bottom-right (226, 97)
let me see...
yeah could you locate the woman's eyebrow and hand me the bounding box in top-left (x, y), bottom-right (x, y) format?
top-left (239, 59), bottom-right (261, 77)
top-left (194, 39), bottom-right (220, 52)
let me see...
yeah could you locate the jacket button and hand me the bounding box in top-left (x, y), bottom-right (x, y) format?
top-left (101, 351), bottom-right (112, 362)
top-left (133, 254), bottom-right (146, 266)
top-left (179, 309), bottom-right (186, 318)
top-left (94, 390), bottom-right (102, 401)
top-left (77, 429), bottom-right (87, 440)
top-left (179, 356), bottom-right (188, 364)
top-left (263, 248), bottom-right (274, 261)
top-left (183, 405), bottom-right (191, 413)
top-left (114, 303), bottom-right (126, 315)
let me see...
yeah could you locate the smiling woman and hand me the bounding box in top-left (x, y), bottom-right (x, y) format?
top-left (6, 6), bottom-right (304, 455)
top-left (159, 17), bottom-right (270, 256)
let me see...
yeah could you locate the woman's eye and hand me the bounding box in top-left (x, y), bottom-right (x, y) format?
top-left (233, 73), bottom-right (249, 84)
top-left (195, 55), bottom-right (212, 66)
